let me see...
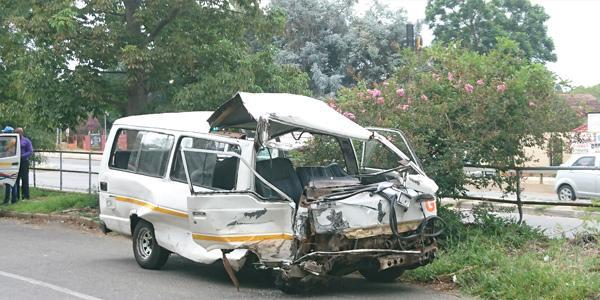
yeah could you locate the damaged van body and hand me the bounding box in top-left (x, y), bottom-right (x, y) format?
top-left (98, 92), bottom-right (443, 292)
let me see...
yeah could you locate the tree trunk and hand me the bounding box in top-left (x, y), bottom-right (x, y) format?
top-left (124, 0), bottom-right (147, 116)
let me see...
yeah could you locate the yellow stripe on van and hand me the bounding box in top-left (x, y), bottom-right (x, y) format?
top-left (114, 196), bottom-right (188, 218)
top-left (192, 233), bottom-right (294, 243)
top-left (0, 162), bottom-right (13, 167)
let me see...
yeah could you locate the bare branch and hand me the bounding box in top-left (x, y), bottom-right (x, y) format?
top-left (148, 8), bottom-right (180, 41)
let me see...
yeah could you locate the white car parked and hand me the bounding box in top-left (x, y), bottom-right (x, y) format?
top-left (555, 153), bottom-right (600, 201)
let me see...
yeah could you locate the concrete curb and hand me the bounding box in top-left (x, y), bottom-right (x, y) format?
top-left (0, 211), bottom-right (101, 230)
top-left (442, 198), bottom-right (600, 219)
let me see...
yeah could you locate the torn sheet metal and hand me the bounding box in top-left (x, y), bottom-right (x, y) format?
top-left (309, 190), bottom-right (435, 239)
top-left (207, 92), bottom-right (373, 140)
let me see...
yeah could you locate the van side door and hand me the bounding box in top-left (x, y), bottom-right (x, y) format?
top-left (179, 137), bottom-right (295, 262)
top-left (0, 134), bottom-right (21, 187)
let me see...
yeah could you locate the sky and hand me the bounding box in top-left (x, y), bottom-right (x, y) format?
top-left (357, 0), bottom-right (600, 87)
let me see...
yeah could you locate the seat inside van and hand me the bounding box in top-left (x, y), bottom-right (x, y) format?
top-left (255, 158), bottom-right (303, 202)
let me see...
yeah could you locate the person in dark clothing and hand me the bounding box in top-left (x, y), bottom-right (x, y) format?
top-left (2, 126), bottom-right (18, 205)
top-left (15, 128), bottom-right (33, 200)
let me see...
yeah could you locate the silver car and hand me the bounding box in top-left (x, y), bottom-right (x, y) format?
top-left (555, 153), bottom-right (599, 201)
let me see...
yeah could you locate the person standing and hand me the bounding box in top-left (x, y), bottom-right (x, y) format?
top-left (2, 126), bottom-right (18, 204)
top-left (15, 128), bottom-right (33, 200)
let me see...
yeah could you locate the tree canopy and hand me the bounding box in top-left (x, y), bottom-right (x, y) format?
top-left (336, 39), bottom-right (576, 195)
top-left (270, 0), bottom-right (411, 96)
top-left (0, 0), bottom-right (309, 129)
top-left (425, 0), bottom-right (556, 63)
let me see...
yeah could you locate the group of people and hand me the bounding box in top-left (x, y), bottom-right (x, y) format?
top-left (2, 126), bottom-right (33, 205)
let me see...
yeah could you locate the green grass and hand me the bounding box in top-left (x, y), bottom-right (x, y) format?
top-left (404, 205), bottom-right (600, 299)
top-left (0, 187), bottom-right (98, 214)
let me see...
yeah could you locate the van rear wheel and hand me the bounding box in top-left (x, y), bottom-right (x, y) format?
top-left (360, 267), bottom-right (404, 283)
top-left (132, 220), bottom-right (170, 269)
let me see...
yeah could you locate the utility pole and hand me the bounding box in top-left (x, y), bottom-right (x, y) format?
top-left (406, 24), bottom-right (415, 50)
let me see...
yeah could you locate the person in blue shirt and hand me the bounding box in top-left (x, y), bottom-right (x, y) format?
top-left (2, 126), bottom-right (18, 204)
top-left (15, 128), bottom-right (33, 200)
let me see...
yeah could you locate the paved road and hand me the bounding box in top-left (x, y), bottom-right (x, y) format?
top-left (0, 219), bottom-right (462, 300)
top-left (31, 156), bottom-right (100, 192)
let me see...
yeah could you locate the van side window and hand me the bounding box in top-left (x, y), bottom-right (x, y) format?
top-left (109, 129), bottom-right (174, 177)
top-left (171, 137), bottom-right (241, 190)
top-left (137, 132), bottom-right (175, 177)
top-left (0, 136), bottom-right (17, 158)
top-left (572, 156), bottom-right (595, 167)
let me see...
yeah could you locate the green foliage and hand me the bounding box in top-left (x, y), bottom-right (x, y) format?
top-left (288, 135), bottom-right (345, 167)
top-left (0, 0), bottom-right (310, 127)
top-left (0, 188), bottom-right (98, 214)
top-left (425, 0), bottom-right (556, 63)
top-left (336, 41), bottom-right (578, 195)
top-left (405, 206), bottom-right (599, 300)
top-left (571, 83), bottom-right (600, 99)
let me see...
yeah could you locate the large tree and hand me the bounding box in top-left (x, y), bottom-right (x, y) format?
top-left (270, 0), bottom-right (410, 96)
top-left (0, 0), bottom-right (309, 129)
top-left (425, 0), bottom-right (556, 63)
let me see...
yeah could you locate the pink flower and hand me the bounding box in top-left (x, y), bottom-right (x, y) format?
top-left (464, 83), bottom-right (474, 94)
top-left (401, 104), bottom-right (410, 111)
top-left (476, 79), bottom-right (484, 86)
top-left (447, 72), bottom-right (454, 81)
top-left (396, 88), bottom-right (405, 97)
top-left (376, 97), bottom-right (385, 105)
top-left (528, 101), bottom-right (536, 107)
top-left (432, 73), bottom-right (441, 81)
top-left (368, 89), bottom-right (382, 97)
top-left (420, 94), bottom-right (428, 101)
top-left (343, 111), bottom-right (356, 120)
top-left (497, 82), bottom-right (506, 93)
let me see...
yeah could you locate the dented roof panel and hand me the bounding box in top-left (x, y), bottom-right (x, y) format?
top-left (208, 92), bottom-right (374, 140)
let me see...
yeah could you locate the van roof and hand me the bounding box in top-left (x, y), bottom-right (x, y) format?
top-left (208, 92), bottom-right (373, 140)
top-left (113, 111), bottom-right (213, 133)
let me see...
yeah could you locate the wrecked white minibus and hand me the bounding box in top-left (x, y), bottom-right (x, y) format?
top-left (98, 92), bottom-right (443, 292)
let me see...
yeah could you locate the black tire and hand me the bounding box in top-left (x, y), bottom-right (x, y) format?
top-left (557, 184), bottom-right (576, 201)
top-left (359, 267), bottom-right (405, 283)
top-left (132, 220), bottom-right (170, 269)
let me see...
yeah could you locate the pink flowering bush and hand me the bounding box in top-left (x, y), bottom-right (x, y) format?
top-left (464, 83), bottom-right (474, 93)
top-left (336, 39), bottom-right (577, 195)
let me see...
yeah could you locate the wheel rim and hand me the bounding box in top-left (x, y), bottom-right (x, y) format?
top-left (559, 187), bottom-right (573, 201)
top-left (137, 228), bottom-right (153, 259)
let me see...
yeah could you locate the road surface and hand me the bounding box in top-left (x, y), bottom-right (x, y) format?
top-left (0, 219), bottom-right (462, 300)
top-left (31, 156), bottom-right (100, 192)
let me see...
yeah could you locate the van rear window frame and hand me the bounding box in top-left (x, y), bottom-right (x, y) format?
top-left (169, 135), bottom-right (241, 191)
top-left (108, 128), bottom-right (175, 179)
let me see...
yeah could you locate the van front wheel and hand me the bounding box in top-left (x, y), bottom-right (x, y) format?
top-left (132, 220), bottom-right (170, 269)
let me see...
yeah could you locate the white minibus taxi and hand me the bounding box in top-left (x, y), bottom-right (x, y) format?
top-left (99, 92), bottom-right (443, 292)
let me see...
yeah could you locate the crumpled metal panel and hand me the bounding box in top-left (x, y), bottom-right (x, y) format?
top-left (309, 189), bottom-right (435, 238)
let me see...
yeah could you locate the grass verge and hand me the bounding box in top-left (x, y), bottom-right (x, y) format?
top-left (0, 187), bottom-right (98, 215)
top-left (404, 205), bottom-right (600, 299)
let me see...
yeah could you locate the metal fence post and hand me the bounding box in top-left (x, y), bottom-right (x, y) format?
top-left (516, 169), bottom-right (523, 224)
top-left (32, 159), bottom-right (36, 188)
top-left (88, 152), bottom-right (92, 194)
top-left (59, 151), bottom-right (63, 191)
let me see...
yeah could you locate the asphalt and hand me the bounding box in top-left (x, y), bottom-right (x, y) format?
top-left (0, 219), bottom-right (463, 300)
